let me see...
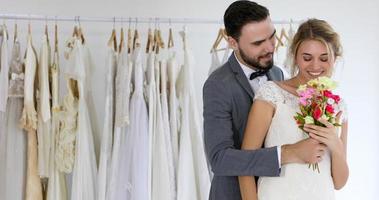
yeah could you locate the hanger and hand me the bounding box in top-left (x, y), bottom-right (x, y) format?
top-left (13, 22), bottom-right (17, 43)
top-left (275, 27), bottom-right (290, 51)
top-left (44, 16), bottom-right (49, 43)
top-left (145, 18), bottom-right (153, 53)
top-left (179, 26), bottom-right (187, 51)
top-left (127, 18), bottom-right (132, 53)
top-left (132, 18), bottom-right (140, 50)
top-left (118, 18), bottom-right (125, 53)
top-left (28, 18), bottom-right (32, 37)
top-left (108, 17), bottom-right (117, 51)
top-left (119, 27), bottom-right (124, 53)
top-left (75, 16), bottom-right (85, 44)
top-left (279, 27), bottom-right (290, 42)
top-left (72, 16), bottom-right (79, 38)
top-left (155, 27), bottom-right (165, 54)
top-left (54, 17), bottom-right (58, 52)
top-left (146, 27), bottom-right (153, 53)
top-left (167, 19), bottom-right (174, 49)
top-left (210, 28), bottom-right (228, 53)
top-left (275, 29), bottom-right (285, 51)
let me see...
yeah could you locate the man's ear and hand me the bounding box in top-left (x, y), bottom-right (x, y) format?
top-left (228, 36), bottom-right (238, 51)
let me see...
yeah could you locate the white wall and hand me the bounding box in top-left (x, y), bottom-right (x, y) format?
top-left (2, 0), bottom-right (379, 199)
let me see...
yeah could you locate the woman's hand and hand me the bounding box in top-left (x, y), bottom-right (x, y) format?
top-left (303, 112), bottom-right (343, 154)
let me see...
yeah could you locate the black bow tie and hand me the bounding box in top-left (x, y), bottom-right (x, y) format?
top-left (249, 70), bottom-right (267, 80)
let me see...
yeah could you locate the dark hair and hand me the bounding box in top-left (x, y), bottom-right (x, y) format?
top-left (224, 0), bottom-right (270, 40)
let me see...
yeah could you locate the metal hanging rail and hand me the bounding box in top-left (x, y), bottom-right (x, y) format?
top-left (0, 14), bottom-right (299, 25)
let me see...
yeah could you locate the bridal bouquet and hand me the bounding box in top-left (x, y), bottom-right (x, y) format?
top-left (293, 76), bottom-right (341, 173)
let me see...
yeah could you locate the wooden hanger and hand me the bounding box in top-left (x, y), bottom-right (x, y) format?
top-left (54, 23), bottom-right (58, 52)
top-left (155, 28), bottom-right (165, 54)
top-left (76, 16), bottom-right (85, 44)
top-left (275, 27), bottom-right (289, 51)
top-left (146, 28), bottom-right (153, 53)
top-left (167, 28), bottom-right (174, 49)
top-left (127, 27), bottom-right (132, 53)
top-left (132, 28), bottom-right (140, 50)
top-left (108, 28), bottom-right (117, 52)
top-left (13, 23), bottom-right (17, 43)
top-left (279, 27), bottom-right (290, 42)
top-left (118, 27), bottom-right (124, 53)
top-left (275, 30), bottom-right (284, 51)
top-left (210, 28), bottom-right (228, 53)
top-left (45, 24), bottom-right (49, 43)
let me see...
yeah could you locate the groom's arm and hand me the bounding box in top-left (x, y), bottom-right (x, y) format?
top-left (203, 79), bottom-right (280, 177)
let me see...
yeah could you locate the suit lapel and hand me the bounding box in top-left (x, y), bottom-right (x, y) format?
top-left (228, 53), bottom-right (254, 99)
top-left (266, 69), bottom-right (274, 81)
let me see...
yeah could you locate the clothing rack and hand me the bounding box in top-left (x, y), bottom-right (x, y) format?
top-left (0, 14), bottom-right (299, 25)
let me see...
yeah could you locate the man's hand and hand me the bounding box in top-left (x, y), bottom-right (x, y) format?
top-left (281, 138), bottom-right (327, 165)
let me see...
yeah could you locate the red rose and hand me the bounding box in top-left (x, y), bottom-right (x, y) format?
top-left (313, 106), bottom-right (322, 120)
top-left (323, 90), bottom-right (333, 98)
top-left (332, 95), bottom-right (341, 103)
top-left (325, 105), bottom-right (334, 114)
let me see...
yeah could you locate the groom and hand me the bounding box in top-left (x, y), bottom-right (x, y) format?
top-left (203, 1), bottom-right (326, 199)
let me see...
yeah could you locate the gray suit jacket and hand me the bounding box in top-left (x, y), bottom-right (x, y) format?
top-left (203, 53), bottom-right (284, 200)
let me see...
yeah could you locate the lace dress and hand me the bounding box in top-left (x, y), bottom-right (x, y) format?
top-left (254, 81), bottom-right (347, 200)
top-left (4, 35), bottom-right (28, 200)
top-left (22, 34), bottom-right (43, 200)
top-left (64, 37), bottom-right (97, 200)
top-left (46, 42), bottom-right (68, 200)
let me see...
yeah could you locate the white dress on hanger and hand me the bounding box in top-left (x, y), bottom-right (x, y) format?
top-left (254, 81), bottom-right (347, 200)
top-left (114, 44), bottom-right (132, 127)
top-left (0, 26), bottom-right (9, 200)
top-left (208, 47), bottom-right (230, 75)
top-left (106, 46), bottom-right (133, 200)
top-left (98, 44), bottom-right (117, 200)
top-left (3, 35), bottom-right (27, 200)
top-left (37, 34), bottom-right (52, 178)
top-left (177, 29), bottom-right (210, 200)
top-left (167, 50), bottom-right (180, 176)
top-left (65, 37), bottom-right (97, 200)
top-left (127, 46), bottom-right (149, 200)
top-left (151, 51), bottom-right (175, 200)
top-left (0, 26), bottom-right (9, 112)
top-left (146, 51), bottom-right (156, 200)
top-left (46, 44), bottom-right (68, 200)
top-left (160, 50), bottom-right (176, 200)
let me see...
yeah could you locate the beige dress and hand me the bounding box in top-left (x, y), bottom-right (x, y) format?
top-left (47, 43), bottom-right (68, 200)
top-left (21, 33), bottom-right (43, 200)
top-left (37, 34), bottom-right (52, 179)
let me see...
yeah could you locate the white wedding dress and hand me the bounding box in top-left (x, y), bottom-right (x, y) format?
top-left (254, 81), bottom-right (347, 200)
top-left (65, 36), bottom-right (97, 200)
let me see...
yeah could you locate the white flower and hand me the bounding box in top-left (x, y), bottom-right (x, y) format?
top-left (321, 114), bottom-right (330, 121)
top-left (327, 98), bottom-right (335, 105)
top-left (304, 116), bottom-right (314, 124)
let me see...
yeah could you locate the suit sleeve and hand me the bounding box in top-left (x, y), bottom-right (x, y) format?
top-left (203, 79), bottom-right (280, 177)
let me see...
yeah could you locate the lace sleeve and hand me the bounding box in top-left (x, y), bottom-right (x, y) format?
top-left (254, 81), bottom-right (281, 107)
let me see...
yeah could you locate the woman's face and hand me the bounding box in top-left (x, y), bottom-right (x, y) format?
top-left (295, 39), bottom-right (335, 82)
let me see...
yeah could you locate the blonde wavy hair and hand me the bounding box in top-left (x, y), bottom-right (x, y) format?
top-left (288, 18), bottom-right (342, 76)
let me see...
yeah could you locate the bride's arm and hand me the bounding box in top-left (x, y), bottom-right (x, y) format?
top-left (330, 122), bottom-right (349, 189)
top-left (305, 119), bottom-right (349, 190)
top-left (239, 100), bottom-right (275, 200)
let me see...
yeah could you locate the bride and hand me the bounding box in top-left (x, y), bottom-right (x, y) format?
top-left (238, 18), bottom-right (349, 200)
